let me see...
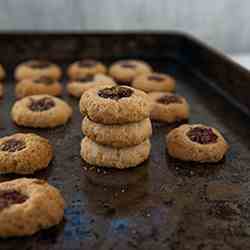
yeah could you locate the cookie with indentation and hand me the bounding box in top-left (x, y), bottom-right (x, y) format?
top-left (0, 64), bottom-right (5, 80)
top-left (15, 60), bottom-right (62, 81)
top-left (109, 60), bottom-right (152, 85)
top-left (0, 133), bottom-right (53, 174)
top-left (166, 124), bottom-right (229, 163)
top-left (67, 59), bottom-right (107, 79)
top-left (132, 72), bottom-right (176, 93)
top-left (149, 92), bottom-right (189, 123)
top-left (11, 94), bottom-right (72, 128)
top-left (0, 178), bottom-right (64, 238)
top-left (82, 116), bottom-right (152, 148)
top-left (81, 137), bottom-right (151, 169)
top-left (15, 76), bottom-right (63, 99)
top-left (67, 74), bottom-right (115, 98)
top-left (79, 85), bottom-right (152, 124)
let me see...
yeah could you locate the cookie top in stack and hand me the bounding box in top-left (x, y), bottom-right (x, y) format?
top-left (79, 85), bottom-right (152, 125)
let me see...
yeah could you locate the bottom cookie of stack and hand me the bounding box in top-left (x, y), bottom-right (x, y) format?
top-left (81, 137), bottom-right (151, 169)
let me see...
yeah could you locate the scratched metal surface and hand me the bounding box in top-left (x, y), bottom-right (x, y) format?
top-left (0, 34), bottom-right (249, 250)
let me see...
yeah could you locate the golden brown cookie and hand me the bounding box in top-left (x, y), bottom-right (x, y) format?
top-left (81, 137), bottom-right (151, 169)
top-left (15, 76), bottom-right (63, 99)
top-left (0, 133), bottom-right (53, 174)
top-left (0, 64), bottom-right (5, 80)
top-left (67, 74), bottom-right (115, 98)
top-left (67, 59), bottom-right (107, 79)
top-left (0, 178), bottom-right (64, 238)
top-left (132, 72), bottom-right (176, 92)
top-left (166, 124), bottom-right (229, 163)
top-left (11, 95), bottom-right (72, 128)
top-left (109, 60), bottom-right (152, 85)
top-left (82, 116), bottom-right (152, 148)
top-left (79, 85), bottom-right (152, 124)
top-left (15, 60), bottom-right (62, 81)
top-left (149, 92), bottom-right (189, 123)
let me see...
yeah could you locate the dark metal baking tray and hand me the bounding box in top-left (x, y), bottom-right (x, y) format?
top-left (0, 32), bottom-right (249, 250)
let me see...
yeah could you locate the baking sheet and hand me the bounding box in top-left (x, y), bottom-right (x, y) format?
top-left (0, 33), bottom-right (249, 250)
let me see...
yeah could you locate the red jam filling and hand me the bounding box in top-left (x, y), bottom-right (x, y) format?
top-left (157, 95), bottom-right (182, 105)
top-left (27, 60), bottom-right (51, 69)
top-left (148, 74), bottom-right (164, 81)
top-left (0, 139), bottom-right (26, 152)
top-left (33, 77), bottom-right (55, 85)
top-left (98, 86), bottom-right (133, 100)
top-left (0, 190), bottom-right (28, 211)
top-left (29, 97), bottom-right (55, 111)
top-left (187, 127), bottom-right (218, 144)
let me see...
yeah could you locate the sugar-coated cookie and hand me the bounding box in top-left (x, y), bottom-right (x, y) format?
top-left (149, 92), bottom-right (189, 123)
top-left (132, 72), bottom-right (175, 93)
top-left (67, 59), bottom-right (107, 79)
top-left (166, 124), bottom-right (229, 163)
top-left (11, 95), bottom-right (72, 128)
top-left (15, 60), bottom-right (62, 81)
top-left (67, 74), bottom-right (115, 98)
top-left (82, 116), bottom-right (152, 148)
top-left (0, 64), bottom-right (5, 80)
top-left (79, 85), bottom-right (152, 124)
top-left (81, 137), bottom-right (151, 169)
top-left (0, 133), bottom-right (53, 174)
top-left (15, 76), bottom-right (63, 99)
top-left (0, 178), bottom-right (64, 238)
top-left (109, 60), bottom-right (152, 85)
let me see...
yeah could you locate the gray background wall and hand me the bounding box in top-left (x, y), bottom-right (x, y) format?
top-left (0, 0), bottom-right (248, 53)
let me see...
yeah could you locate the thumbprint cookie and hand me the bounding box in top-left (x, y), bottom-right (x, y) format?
top-left (67, 74), bottom-right (115, 98)
top-left (149, 92), bottom-right (189, 123)
top-left (166, 124), bottom-right (229, 163)
top-left (79, 85), bottom-right (152, 124)
top-left (15, 60), bottom-right (62, 81)
top-left (109, 60), bottom-right (152, 85)
top-left (132, 72), bottom-right (175, 93)
top-left (15, 76), bottom-right (63, 98)
top-left (11, 95), bottom-right (72, 128)
top-left (67, 59), bottom-right (107, 79)
top-left (0, 133), bottom-right (53, 174)
top-left (0, 178), bottom-right (64, 237)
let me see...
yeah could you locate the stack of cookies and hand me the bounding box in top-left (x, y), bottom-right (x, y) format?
top-left (79, 85), bottom-right (152, 169)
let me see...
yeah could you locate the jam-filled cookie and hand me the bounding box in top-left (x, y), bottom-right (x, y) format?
top-left (109, 60), bottom-right (152, 85)
top-left (0, 64), bottom-right (5, 80)
top-left (149, 92), bottom-right (189, 123)
top-left (67, 59), bottom-right (107, 79)
top-left (166, 124), bottom-right (229, 163)
top-left (15, 60), bottom-right (62, 81)
top-left (15, 76), bottom-right (63, 99)
top-left (67, 74), bottom-right (115, 98)
top-left (0, 133), bottom-right (53, 174)
top-left (81, 137), bottom-right (151, 169)
top-left (82, 116), bottom-right (152, 148)
top-left (132, 72), bottom-right (176, 93)
top-left (11, 95), bottom-right (72, 128)
top-left (79, 85), bottom-right (152, 125)
top-left (0, 178), bottom-right (64, 238)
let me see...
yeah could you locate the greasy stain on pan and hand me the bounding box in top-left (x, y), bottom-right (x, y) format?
top-left (0, 33), bottom-right (250, 250)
